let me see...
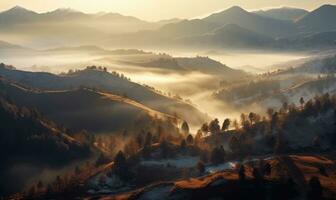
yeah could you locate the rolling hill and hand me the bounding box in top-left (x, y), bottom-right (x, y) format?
top-left (0, 65), bottom-right (208, 126)
top-left (0, 77), bottom-right (180, 134)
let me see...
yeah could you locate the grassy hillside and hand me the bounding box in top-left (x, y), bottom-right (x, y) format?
top-left (0, 64), bottom-right (208, 126)
top-left (0, 77), bottom-right (179, 134)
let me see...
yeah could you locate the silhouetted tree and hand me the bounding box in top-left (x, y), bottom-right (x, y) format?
top-left (194, 130), bottom-right (203, 145)
top-left (252, 167), bottom-right (262, 182)
top-left (222, 118), bottom-right (231, 131)
top-left (308, 176), bottom-right (323, 200)
top-left (209, 118), bottom-right (220, 134)
top-left (262, 163), bottom-right (272, 176)
top-left (160, 139), bottom-right (169, 158)
top-left (180, 139), bottom-right (187, 152)
top-left (186, 134), bottom-right (194, 145)
top-left (197, 161), bottom-right (206, 175)
top-left (210, 146), bottom-right (225, 164)
top-left (113, 151), bottom-right (130, 180)
top-left (229, 136), bottom-right (240, 153)
top-left (28, 186), bottom-right (36, 198)
top-left (37, 180), bottom-right (43, 191)
top-left (239, 165), bottom-right (246, 182)
top-left (274, 131), bottom-right (286, 154)
top-left (249, 112), bottom-right (256, 125)
top-left (181, 121), bottom-right (190, 136)
top-left (300, 97), bottom-right (305, 109)
top-left (201, 123), bottom-right (209, 134)
top-left (144, 132), bottom-right (153, 147)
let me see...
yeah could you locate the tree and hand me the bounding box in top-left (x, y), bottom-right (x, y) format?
top-left (201, 123), bottom-right (209, 134)
top-left (274, 131), bottom-right (286, 154)
top-left (262, 163), bottom-right (271, 176)
top-left (209, 119), bottom-right (220, 134)
top-left (181, 121), bottom-right (190, 136)
top-left (229, 136), bottom-right (240, 153)
top-left (144, 132), bottom-right (152, 147)
top-left (252, 167), bottom-right (262, 182)
top-left (37, 180), bottom-right (43, 190)
top-left (267, 108), bottom-right (274, 119)
top-left (248, 112), bottom-right (256, 125)
top-left (210, 146), bottom-right (225, 164)
top-left (197, 161), bottom-right (205, 175)
top-left (55, 175), bottom-right (62, 192)
top-left (113, 151), bottom-right (130, 180)
top-left (160, 139), bottom-right (169, 158)
top-left (300, 97), bottom-right (305, 109)
top-left (308, 176), bottom-right (323, 200)
top-left (270, 112), bottom-right (279, 131)
top-left (233, 119), bottom-right (239, 130)
top-left (239, 165), bottom-right (246, 181)
top-left (194, 130), bottom-right (203, 145)
top-left (180, 139), bottom-right (187, 151)
top-left (28, 186), bottom-right (36, 198)
top-left (222, 118), bottom-right (231, 131)
top-left (186, 134), bottom-right (194, 145)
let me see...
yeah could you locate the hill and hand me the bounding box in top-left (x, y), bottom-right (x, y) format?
top-left (0, 77), bottom-right (179, 134)
top-left (0, 95), bottom-right (91, 197)
top-left (0, 65), bottom-right (208, 126)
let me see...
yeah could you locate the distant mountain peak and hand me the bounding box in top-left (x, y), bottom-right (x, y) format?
top-left (226, 6), bottom-right (246, 12)
top-left (2, 5), bottom-right (36, 14)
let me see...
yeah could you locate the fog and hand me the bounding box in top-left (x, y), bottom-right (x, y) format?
top-left (0, 48), bottom-right (311, 125)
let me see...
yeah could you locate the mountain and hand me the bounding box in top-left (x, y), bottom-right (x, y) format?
top-left (203, 6), bottom-right (297, 37)
top-left (177, 24), bottom-right (274, 49)
top-left (0, 65), bottom-right (208, 126)
top-left (277, 31), bottom-right (336, 49)
top-left (0, 93), bottom-right (91, 196)
top-left (0, 6), bottom-right (38, 24)
top-left (0, 6), bottom-right (162, 47)
top-left (254, 7), bottom-right (308, 21)
top-left (296, 4), bottom-right (336, 32)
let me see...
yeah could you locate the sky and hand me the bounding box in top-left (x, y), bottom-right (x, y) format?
top-left (0, 0), bottom-right (335, 21)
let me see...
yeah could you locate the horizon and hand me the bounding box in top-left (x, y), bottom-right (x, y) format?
top-left (0, 0), bottom-right (335, 21)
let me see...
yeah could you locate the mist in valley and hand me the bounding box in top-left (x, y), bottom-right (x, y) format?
top-left (1, 2), bottom-right (336, 199)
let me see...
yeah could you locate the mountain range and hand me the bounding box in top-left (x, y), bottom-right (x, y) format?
top-left (106, 4), bottom-right (336, 50)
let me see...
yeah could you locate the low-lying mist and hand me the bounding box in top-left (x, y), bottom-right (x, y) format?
top-left (0, 48), bottom-right (312, 131)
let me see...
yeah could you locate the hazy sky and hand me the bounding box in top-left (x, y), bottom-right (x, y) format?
top-left (0, 0), bottom-right (335, 21)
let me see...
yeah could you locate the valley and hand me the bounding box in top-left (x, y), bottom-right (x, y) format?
top-left (1, 2), bottom-right (336, 200)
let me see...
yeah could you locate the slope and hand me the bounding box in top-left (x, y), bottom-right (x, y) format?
top-left (0, 65), bottom-right (208, 126)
